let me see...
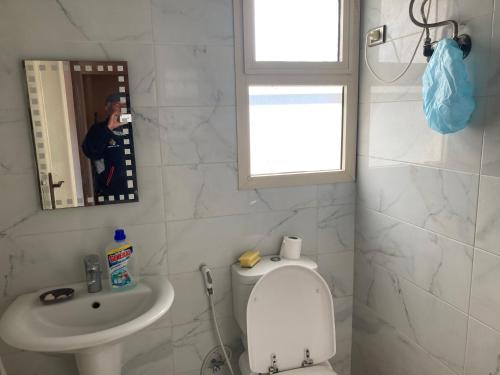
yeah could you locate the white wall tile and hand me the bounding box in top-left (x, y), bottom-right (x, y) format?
top-left (132, 108), bottom-right (162, 167)
top-left (159, 106), bottom-right (236, 165)
top-left (0, 223), bottom-right (167, 299)
top-left (318, 205), bottom-right (355, 253)
top-left (99, 43), bottom-right (157, 107)
top-left (167, 208), bottom-right (318, 274)
top-left (358, 156), bottom-right (479, 244)
top-left (357, 207), bottom-right (473, 311)
top-left (464, 317), bottom-right (500, 375)
top-left (122, 325), bottom-right (174, 375)
top-left (356, 0), bottom-right (496, 374)
top-left (155, 44), bottom-right (235, 107)
top-left (470, 248), bottom-right (500, 332)
top-left (169, 267), bottom-right (232, 326)
top-left (476, 176), bottom-right (500, 254)
top-left (481, 98), bottom-right (500, 177)
top-left (358, 99), bottom-right (485, 174)
top-left (164, 163), bottom-right (317, 221)
top-left (172, 318), bottom-right (241, 374)
top-left (318, 252), bottom-right (354, 298)
top-left (0, 0), bottom-right (153, 44)
top-left (355, 258), bottom-right (468, 373)
top-left (487, 3), bottom-right (500, 95)
top-left (352, 302), bottom-right (458, 375)
top-left (2, 166), bottom-right (164, 238)
top-left (152, 0), bottom-right (233, 45)
top-left (0, 109), bottom-right (34, 175)
top-left (360, 34), bottom-right (428, 104)
top-left (332, 296), bottom-right (353, 375)
top-left (318, 182), bottom-right (356, 206)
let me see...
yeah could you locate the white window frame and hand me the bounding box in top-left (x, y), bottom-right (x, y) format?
top-left (234, 0), bottom-right (360, 189)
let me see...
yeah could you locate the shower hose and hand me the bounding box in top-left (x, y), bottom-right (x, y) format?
top-left (200, 264), bottom-right (235, 375)
top-left (364, 0), bottom-right (432, 83)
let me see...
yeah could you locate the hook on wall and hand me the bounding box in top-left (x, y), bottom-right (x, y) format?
top-left (409, 0), bottom-right (472, 61)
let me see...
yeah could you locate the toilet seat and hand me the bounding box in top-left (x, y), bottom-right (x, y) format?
top-left (246, 265), bottom-right (336, 374)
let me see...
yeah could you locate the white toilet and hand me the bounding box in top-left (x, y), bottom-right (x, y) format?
top-left (232, 255), bottom-right (337, 375)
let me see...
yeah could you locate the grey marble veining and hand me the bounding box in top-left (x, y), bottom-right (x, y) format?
top-left (0, 223), bottom-right (167, 300)
top-left (0, 167), bottom-right (165, 239)
top-left (318, 252), bottom-right (354, 298)
top-left (169, 267), bottom-right (232, 326)
top-left (470, 249), bottom-right (500, 333)
top-left (151, 0), bottom-right (234, 45)
top-left (123, 325), bottom-right (174, 375)
top-left (155, 44), bottom-right (235, 107)
top-left (0, 0), bottom-right (153, 44)
top-left (317, 182), bottom-right (356, 206)
top-left (475, 176), bottom-right (500, 255)
top-left (357, 156), bottom-right (479, 244)
top-left (166, 208), bottom-right (318, 274)
top-left (354, 257), bottom-right (468, 373)
top-left (352, 302), bottom-right (458, 375)
top-left (172, 317), bottom-right (242, 374)
top-left (331, 297), bottom-right (353, 375)
top-left (318, 205), bottom-right (356, 253)
top-left (164, 163), bottom-right (317, 221)
top-left (0, 109), bottom-right (34, 176)
top-left (131, 108), bottom-right (162, 167)
top-left (356, 207), bottom-right (473, 311)
top-left (159, 106), bottom-right (237, 166)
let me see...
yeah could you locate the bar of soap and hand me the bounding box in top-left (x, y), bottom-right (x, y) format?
top-left (239, 250), bottom-right (261, 268)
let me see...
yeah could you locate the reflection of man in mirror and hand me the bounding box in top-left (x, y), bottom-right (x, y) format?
top-left (82, 93), bottom-right (128, 198)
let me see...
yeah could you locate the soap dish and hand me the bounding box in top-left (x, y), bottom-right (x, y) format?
top-left (39, 288), bottom-right (75, 305)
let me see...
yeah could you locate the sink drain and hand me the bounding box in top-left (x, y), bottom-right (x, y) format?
top-left (91, 302), bottom-right (101, 309)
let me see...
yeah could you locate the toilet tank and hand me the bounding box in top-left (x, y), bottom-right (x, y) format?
top-left (231, 255), bottom-right (318, 334)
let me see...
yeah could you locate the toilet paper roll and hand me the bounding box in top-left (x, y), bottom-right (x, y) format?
top-left (279, 236), bottom-right (302, 260)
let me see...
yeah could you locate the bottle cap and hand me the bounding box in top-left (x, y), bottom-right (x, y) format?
top-left (114, 229), bottom-right (126, 241)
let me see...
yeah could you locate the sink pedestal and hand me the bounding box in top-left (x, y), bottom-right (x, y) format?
top-left (75, 342), bottom-right (122, 375)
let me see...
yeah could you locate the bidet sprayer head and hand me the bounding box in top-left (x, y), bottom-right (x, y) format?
top-left (199, 264), bottom-right (214, 295)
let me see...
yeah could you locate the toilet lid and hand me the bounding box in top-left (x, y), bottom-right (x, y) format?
top-left (246, 265), bottom-right (336, 374)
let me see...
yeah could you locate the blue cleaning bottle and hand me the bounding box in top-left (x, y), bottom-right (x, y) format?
top-left (104, 229), bottom-right (136, 291)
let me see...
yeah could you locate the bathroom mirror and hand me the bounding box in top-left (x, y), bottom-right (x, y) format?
top-left (24, 60), bottom-right (139, 210)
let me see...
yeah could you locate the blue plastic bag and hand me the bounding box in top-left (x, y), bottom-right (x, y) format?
top-left (422, 38), bottom-right (475, 134)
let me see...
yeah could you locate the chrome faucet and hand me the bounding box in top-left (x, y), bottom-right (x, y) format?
top-left (84, 254), bottom-right (102, 293)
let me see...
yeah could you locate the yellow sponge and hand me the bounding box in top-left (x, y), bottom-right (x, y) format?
top-left (239, 250), bottom-right (261, 268)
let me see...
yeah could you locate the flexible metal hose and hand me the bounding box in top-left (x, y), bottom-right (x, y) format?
top-left (409, 0), bottom-right (458, 37)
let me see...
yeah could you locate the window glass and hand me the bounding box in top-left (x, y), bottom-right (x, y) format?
top-left (253, 0), bottom-right (340, 62)
top-left (249, 85), bottom-right (344, 175)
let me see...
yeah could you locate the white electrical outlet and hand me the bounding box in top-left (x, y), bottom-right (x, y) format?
top-left (367, 25), bottom-right (386, 47)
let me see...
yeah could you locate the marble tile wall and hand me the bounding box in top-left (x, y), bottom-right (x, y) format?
top-left (353, 0), bottom-right (500, 374)
top-left (0, 1), bottom-right (355, 374)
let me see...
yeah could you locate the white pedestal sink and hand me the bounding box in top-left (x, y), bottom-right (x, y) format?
top-left (0, 275), bottom-right (174, 375)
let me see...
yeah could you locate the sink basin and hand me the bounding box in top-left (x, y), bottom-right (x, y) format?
top-left (0, 275), bottom-right (174, 375)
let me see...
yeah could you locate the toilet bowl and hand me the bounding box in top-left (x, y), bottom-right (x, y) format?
top-left (231, 256), bottom-right (337, 375)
